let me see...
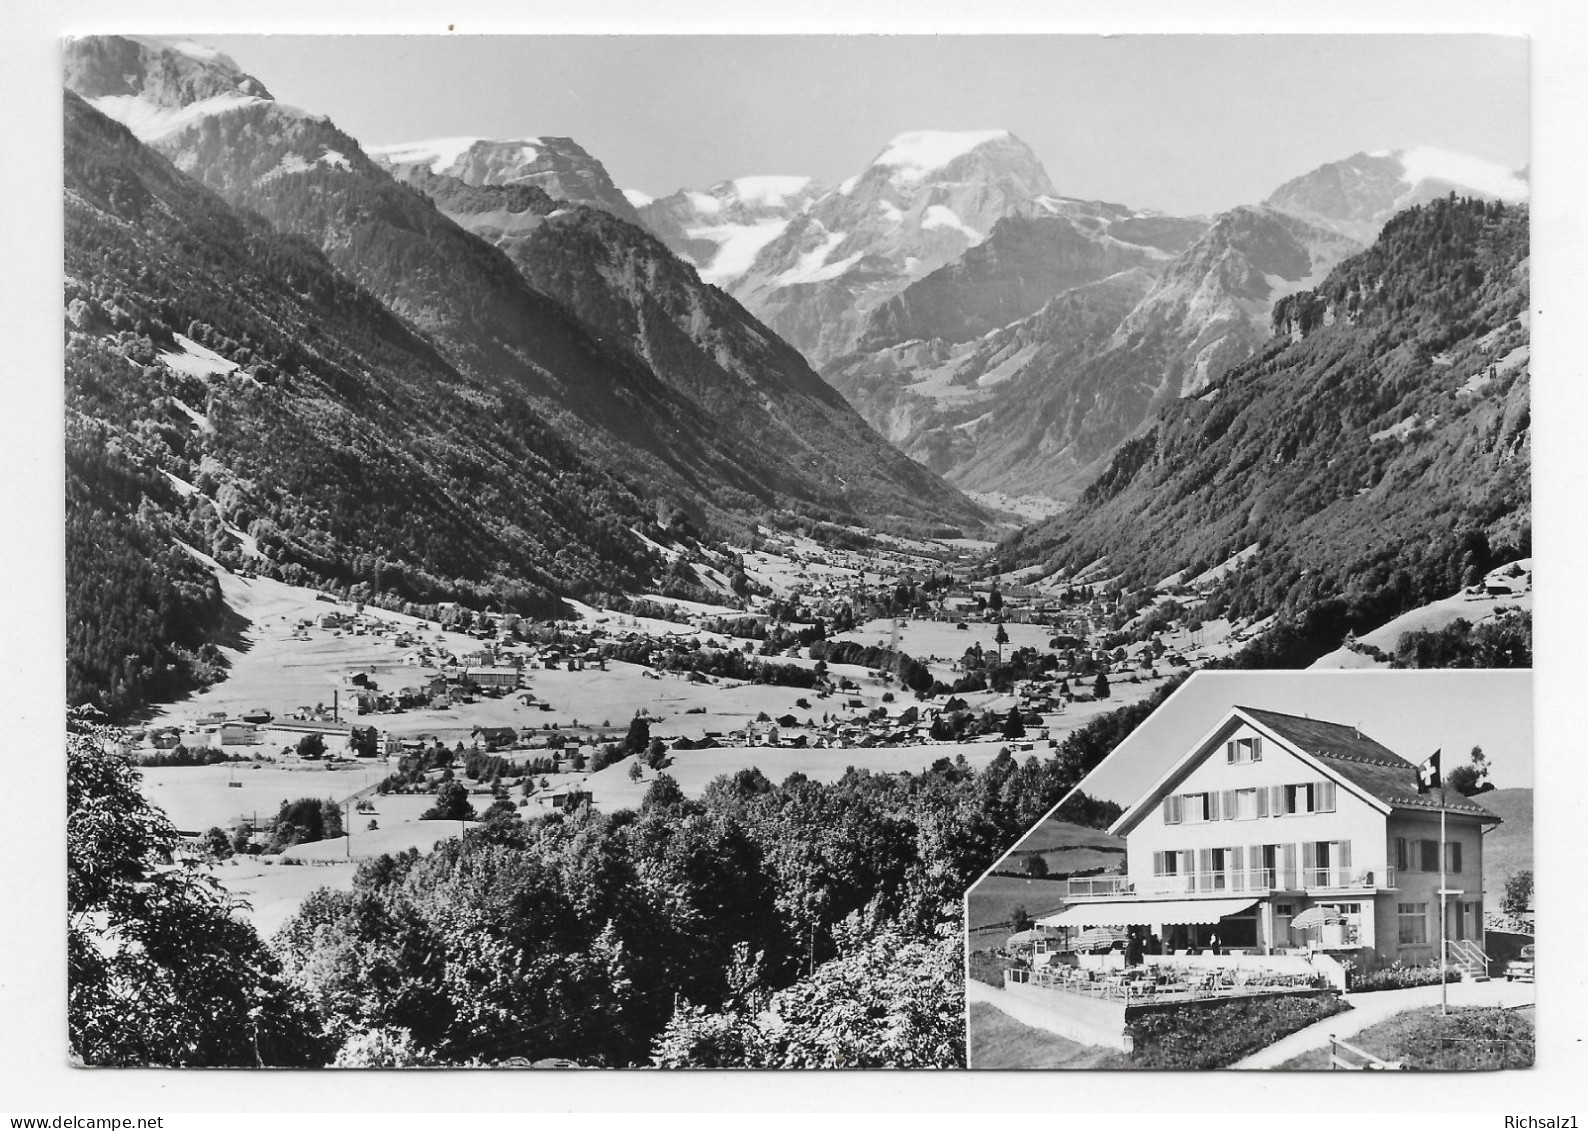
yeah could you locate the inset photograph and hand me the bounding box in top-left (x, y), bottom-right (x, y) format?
top-left (966, 669), bottom-right (1533, 1070)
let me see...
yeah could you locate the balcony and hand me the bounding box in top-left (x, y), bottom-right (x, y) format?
top-left (1065, 867), bottom-right (1395, 900)
top-left (1304, 866), bottom-right (1394, 892)
top-left (1066, 876), bottom-right (1133, 899)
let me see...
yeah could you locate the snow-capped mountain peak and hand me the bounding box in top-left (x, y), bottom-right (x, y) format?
top-left (370, 135), bottom-right (642, 225)
top-left (64, 35), bottom-right (280, 143)
top-left (869, 129), bottom-right (1013, 184)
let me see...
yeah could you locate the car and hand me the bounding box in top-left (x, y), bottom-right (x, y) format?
top-left (1504, 943), bottom-right (1535, 982)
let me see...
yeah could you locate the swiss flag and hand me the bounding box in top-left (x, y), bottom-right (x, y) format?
top-left (1417, 749), bottom-right (1442, 794)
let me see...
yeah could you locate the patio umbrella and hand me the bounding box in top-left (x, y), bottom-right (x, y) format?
top-left (1005, 929), bottom-right (1047, 948)
top-left (1074, 926), bottom-right (1128, 951)
top-left (1291, 906), bottom-right (1346, 931)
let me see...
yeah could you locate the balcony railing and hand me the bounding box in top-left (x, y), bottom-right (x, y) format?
top-left (1066, 867), bottom-right (1395, 900)
top-left (1066, 876), bottom-right (1133, 898)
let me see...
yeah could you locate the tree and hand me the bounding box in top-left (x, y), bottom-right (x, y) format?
top-left (1022, 855), bottom-right (1048, 879)
top-left (203, 826), bottom-right (233, 859)
top-left (988, 585), bottom-right (1003, 615)
top-left (421, 781), bottom-right (475, 822)
top-left (1093, 672), bottom-right (1111, 700)
top-left (628, 760), bottom-right (644, 782)
top-left (622, 714), bottom-right (651, 756)
top-left (1001, 706), bottom-right (1026, 740)
top-left (67, 714), bottom-right (326, 1066)
top-left (349, 726), bottom-right (379, 759)
top-left (1010, 904), bottom-right (1035, 932)
top-left (296, 732), bottom-right (326, 760)
top-left (1447, 745), bottom-right (1492, 796)
top-left (1502, 871), bottom-right (1534, 919)
top-left (994, 622), bottom-right (1009, 663)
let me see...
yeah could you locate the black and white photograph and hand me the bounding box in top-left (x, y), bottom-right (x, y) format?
top-left (18, 3), bottom-right (1577, 1111)
top-left (965, 669), bottom-right (1533, 1069)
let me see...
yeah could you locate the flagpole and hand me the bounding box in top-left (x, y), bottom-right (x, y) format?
top-left (1440, 771), bottom-right (1448, 1017)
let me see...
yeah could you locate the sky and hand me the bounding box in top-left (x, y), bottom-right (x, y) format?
top-left (197, 34), bottom-right (1530, 216)
top-left (1068, 669), bottom-right (1534, 810)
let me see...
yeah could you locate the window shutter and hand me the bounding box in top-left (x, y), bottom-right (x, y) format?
top-left (1222, 790), bottom-right (1237, 820)
top-left (1252, 737), bottom-right (1262, 762)
top-left (1317, 780), bottom-right (1336, 813)
top-left (1198, 848), bottom-right (1213, 890)
top-left (1226, 740), bottom-right (1236, 764)
top-left (1256, 788), bottom-right (1268, 818)
top-left (1396, 837), bottom-right (1408, 872)
top-left (1302, 842), bottom-right (1317, 882)
top-left (1207, 792), bottom-right (1220, 821)
top-left (1164, 794), bottom-right (1182, 824)
top-left (1154, 850), bottom-right (1166, 876)
top-left (1282, 843), bottom-right (1297, 887)
top-left (1448, 841), bottom-right (1462, 874)
top-left (1250, 844), bottom-right (1264, 887)
top-left (1270, 785), bottom-right (1284, 815)
top-left (1337, 839), bottom-right (1352, 874)
top-left (1230, 846), bottom-right (1245, 888)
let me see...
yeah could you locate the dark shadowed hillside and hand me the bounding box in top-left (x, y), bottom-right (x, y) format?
top-left (65, 91), bottom-right (670, 714)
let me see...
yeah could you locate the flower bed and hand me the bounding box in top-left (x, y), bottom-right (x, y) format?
top-left (1348, 962), bottom-right (1462, 993)
top-left (1123, 993), bottom-right (1350, 1069)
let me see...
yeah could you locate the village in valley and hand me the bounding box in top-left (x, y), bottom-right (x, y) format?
top-left (129, 522), bottom-right (1312, 937)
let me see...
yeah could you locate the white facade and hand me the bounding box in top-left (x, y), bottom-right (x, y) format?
top-left (1078, 709), bottom-right (1494, 971)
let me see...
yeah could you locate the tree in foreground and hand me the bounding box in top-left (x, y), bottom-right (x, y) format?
top-left (67, 712), bottom-right (326, 1065)
top-left (651, 920), bottom-right (965, 1068)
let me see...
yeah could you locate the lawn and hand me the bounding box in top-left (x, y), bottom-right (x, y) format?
top-left (1276, 1006), bottom-right (1534, 1070)
top-left (965, 876), bottom-right (1067, 934)
top-left (968, 1002), bottom-right (1124, 1069)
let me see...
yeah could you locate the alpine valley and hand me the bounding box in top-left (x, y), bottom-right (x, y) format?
top-left (61, 34), bottom-right (1531, 1073)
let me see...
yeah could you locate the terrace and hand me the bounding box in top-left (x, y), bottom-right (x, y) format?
top-left (1066, 867), bottom-right (1396, 900)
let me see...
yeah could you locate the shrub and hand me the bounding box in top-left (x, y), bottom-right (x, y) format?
top-left (1349, 962), bottom-right (1461, 993)
top-left (1124, 994), bottom-right (1349, 1069)
top-left (967, 949), bottom-right (1017, 989)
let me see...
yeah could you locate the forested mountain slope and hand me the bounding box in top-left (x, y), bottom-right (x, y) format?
top-left (1000, 197), bottom-right (1529, 652)
top-left (386, 166), bottom-right (979, 529)
top-left (64, 35), bottom-right (982, 535)
top-left (65, 91), bottom-right (670, 715)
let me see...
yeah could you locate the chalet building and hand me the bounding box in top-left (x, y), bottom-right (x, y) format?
top-left (1057, 706), bottom-right (1499, 974)
top-left (472, 725), bottom-right (518, 752)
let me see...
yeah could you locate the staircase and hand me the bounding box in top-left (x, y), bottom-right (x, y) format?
top-left (1446, 939), bottom-right (1491, 981)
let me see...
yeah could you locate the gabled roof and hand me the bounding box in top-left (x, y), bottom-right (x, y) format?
top-left (1240, 707), bottom-right (1501, 822)
top-left (1110, 704), bottom-right (1500, 835)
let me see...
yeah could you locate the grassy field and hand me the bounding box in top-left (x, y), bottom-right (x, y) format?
top-left (1276, 1006), bottom-right (1534, 1070)
top-left (142, 760), bottom-right (389, 833)
top-left (967, 874), bottom-right (1070, 934)
top-left (967, 1002), bottom-right (1123, 1069)
top-left (210, 858), bottom-right (358, 942)
top-left (1000, 817), bottom-right (1124, 855)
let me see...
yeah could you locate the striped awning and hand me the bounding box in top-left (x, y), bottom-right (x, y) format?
top-left (1038, 897), bottom-right (1257, 929)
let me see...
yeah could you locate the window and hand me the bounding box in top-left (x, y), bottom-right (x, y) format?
top-left (1398, 902), bottom-right (1429, 945)
top-left (1272, 780), bottom-right (1338, 816)
top-left (1226, 736), bottom-right (1263, 764)
top-left (1183, 792), bottom-right (1217, 823)
top-left (1420, 840), bottom-right (1439, 872)
top-left (1446, 841), bottom-right (1463, 874)
top-left (1226, 788), bottom-right (1260, 820)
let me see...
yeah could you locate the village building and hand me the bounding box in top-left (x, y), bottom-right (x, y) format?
top-left (1054, 705), bottom-right (1499, 975)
